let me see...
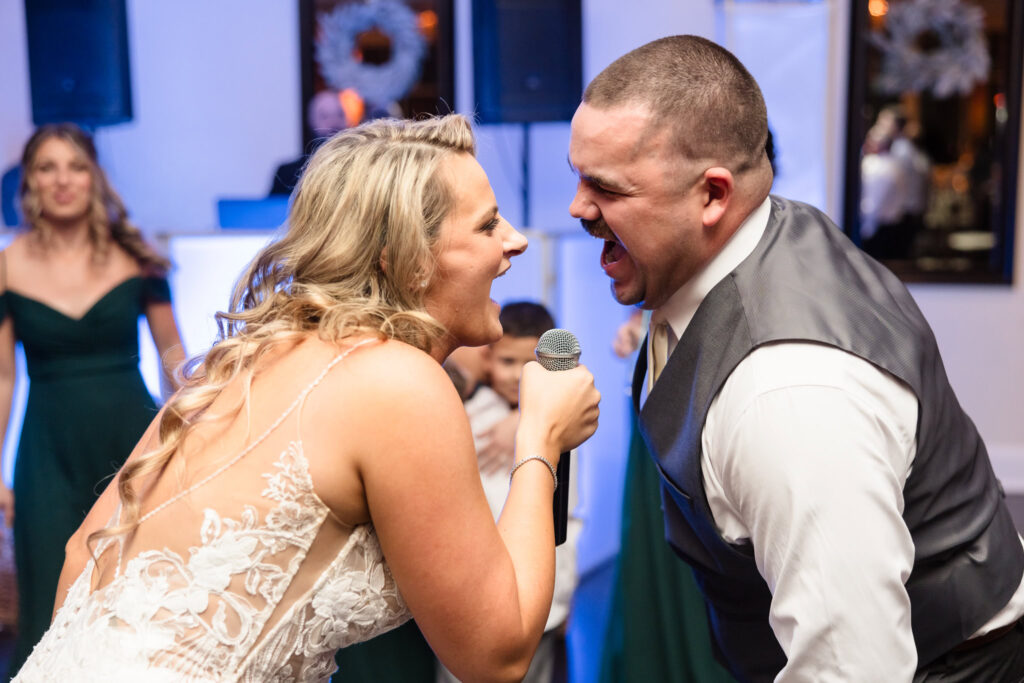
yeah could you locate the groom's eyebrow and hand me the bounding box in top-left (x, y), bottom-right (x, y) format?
top-left (567, 155), bottom-right (628, 193)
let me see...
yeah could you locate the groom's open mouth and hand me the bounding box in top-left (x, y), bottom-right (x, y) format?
top-left (582, 217), bottom-right (629, 275)
top-left (602, 238), bottom-right (627, 268)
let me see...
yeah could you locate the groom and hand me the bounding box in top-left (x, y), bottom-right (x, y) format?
top-left (567, 35), bottom-right (1024, 682)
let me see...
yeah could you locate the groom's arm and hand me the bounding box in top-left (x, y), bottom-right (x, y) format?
top-left (703, 343), bottom-right (918, 681)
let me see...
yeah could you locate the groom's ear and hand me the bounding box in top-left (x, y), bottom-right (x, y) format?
top-left (701, 166), bottom-right (734, 228)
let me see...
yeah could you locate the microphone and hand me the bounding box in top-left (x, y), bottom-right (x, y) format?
top-left (534, 329), bottom-right (581, 546)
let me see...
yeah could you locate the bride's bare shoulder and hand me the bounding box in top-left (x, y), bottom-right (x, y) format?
top-left (299, 335), bottom-right (468, 474)
top-left (296, 336), bottom-right (467, 525)
top-left (307, 335), bottom-right (458, 406)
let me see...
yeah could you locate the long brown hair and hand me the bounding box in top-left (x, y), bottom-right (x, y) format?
top-left (19, 123), bottom-right (170, 274)
top-left (89, 114), bottom-right (478, 551)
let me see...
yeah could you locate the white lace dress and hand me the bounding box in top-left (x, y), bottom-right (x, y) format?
top-left (14, 346), bottom-right (413, 682)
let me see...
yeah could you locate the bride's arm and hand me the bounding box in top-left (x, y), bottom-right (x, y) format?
top-left (308, 341), bottom-right (598, 683)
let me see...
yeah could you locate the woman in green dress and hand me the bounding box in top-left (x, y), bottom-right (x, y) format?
top-left (0, 123), bottom-right (185, 676)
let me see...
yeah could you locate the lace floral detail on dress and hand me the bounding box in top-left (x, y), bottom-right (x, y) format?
top-left (14, 441), bottom-right (411, 683)
top-left (238, 526), bottom-right (411, 682)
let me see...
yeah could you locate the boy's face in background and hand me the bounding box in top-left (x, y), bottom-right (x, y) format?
top-left (490, 335), bottom-right (539, 407)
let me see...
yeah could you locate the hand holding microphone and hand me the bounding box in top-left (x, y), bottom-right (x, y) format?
top-left (517, 329), bottom-right (599, 545)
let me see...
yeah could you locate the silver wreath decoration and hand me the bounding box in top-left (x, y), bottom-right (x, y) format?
top-left (315, 0), bottom-right (426, 107)
top-left (870, 0), bottom-right (990, 99)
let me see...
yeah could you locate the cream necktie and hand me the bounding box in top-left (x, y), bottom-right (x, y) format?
top-left (648, 314), bottom-right (669, 391)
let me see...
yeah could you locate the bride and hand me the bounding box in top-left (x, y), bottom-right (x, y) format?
top-left (14, 115), bottom-right (600, 682)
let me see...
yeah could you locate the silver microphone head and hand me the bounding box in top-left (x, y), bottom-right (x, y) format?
top-left (535, 329), bottom-right (581, 371)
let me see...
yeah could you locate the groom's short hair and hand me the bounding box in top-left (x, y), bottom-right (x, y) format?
top-left (583, 35), bottom-right (768, 174)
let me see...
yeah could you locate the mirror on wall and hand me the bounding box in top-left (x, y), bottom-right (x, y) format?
top-left (843, 0), bottom-right (1023, 283)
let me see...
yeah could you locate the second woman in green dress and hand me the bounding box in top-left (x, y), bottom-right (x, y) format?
top-left (0, 123), bottom-right (186, 677)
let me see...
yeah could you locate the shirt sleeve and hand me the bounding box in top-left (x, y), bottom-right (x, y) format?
top-left (702, 343), bottom-right (919, 682)
top-left (142, 275), bottom-right (172, 304)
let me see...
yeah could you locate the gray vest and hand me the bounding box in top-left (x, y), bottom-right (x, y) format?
top-left (633, 196), bottom-right (1024, 682)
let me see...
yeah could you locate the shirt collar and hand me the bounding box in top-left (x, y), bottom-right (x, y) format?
top-left (655, 196), bottom-right (772, 342)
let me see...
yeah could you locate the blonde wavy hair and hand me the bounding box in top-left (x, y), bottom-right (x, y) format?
top-left (19, 123), bottom-right (170, 274)
top-left (90, 114), bottom-right (477, 551)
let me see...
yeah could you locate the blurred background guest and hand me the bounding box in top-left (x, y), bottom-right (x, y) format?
top-left (0, 123), bottom-right (184, 677)
top-left (269, 88), bottom-right (366, 197)
top-left (860, 106), bottom-right (930, 260)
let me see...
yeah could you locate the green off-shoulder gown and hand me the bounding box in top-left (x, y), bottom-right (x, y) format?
top-left (0, 276), bottom-right (168, 677)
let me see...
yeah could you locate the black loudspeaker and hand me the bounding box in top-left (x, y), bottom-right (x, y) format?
top-left (24, 0), bottom-right (133, 127)
top-left (472, 0), bottom-right (582, 123)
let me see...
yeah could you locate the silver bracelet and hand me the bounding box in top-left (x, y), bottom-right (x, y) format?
top-left (509, 455), bottom-right (558, 489)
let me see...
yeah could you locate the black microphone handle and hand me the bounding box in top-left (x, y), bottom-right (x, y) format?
top-left (553, 451), bottom-right (571, 546)
top-left (534, 329), bottom-right (581, 548)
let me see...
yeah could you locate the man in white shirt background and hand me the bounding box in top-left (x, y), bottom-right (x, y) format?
top-left (567, 35), bottom-right (1024, 682)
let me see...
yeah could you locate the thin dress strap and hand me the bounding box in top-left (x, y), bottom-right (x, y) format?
top-left (112, 338), bottom-right (377, 574)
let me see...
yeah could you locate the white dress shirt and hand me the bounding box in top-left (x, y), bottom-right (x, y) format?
top-left (645, 196), bottom-right (1024, 682)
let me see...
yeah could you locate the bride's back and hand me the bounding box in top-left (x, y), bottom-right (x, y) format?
top-left (17, 337), bottom-right (412, 681)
